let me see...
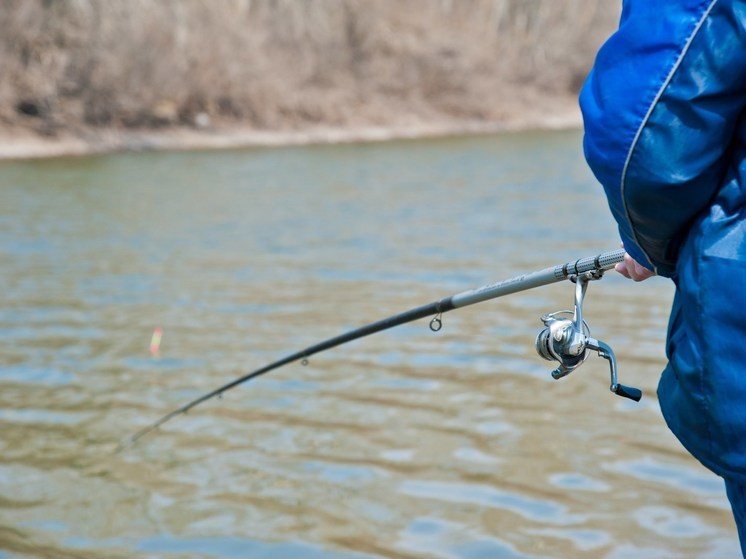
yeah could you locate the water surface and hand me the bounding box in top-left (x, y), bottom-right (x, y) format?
top-left (0, 131), bottom-right (738, 558)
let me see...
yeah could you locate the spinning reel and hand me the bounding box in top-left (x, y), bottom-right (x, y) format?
top-left (535, 270), bottom-right (642, 401)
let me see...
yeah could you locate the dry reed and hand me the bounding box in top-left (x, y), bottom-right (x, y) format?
top-left (0, 0), bottom-right (620, 134)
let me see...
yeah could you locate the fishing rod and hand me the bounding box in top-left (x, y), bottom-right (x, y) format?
top-left (126, 248), bottom-right (640, 447)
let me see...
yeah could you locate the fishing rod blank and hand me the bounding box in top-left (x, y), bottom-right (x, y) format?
top-left (127, 247), bottom-right (639, 447)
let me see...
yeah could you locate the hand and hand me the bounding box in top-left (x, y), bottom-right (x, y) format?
top-left (615, 252), bottom-right (656, 282)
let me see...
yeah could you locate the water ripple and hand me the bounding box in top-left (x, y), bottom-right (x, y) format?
top-left (397, 480), bottom-right (583, 525)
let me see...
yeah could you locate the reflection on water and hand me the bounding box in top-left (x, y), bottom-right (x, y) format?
top-left (0, 131), bottom-right (738, 558)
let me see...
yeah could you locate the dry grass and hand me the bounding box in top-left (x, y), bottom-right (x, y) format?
top-left (0, 0), bottom-right (619, 135)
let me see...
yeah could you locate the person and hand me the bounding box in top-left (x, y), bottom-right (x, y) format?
top-left (578, 0), bottom-right (746, 554)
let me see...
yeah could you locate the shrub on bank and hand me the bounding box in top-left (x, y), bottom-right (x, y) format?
top-left (0, 0), bottom-right (619, 135)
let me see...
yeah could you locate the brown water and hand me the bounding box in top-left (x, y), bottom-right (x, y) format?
top-left (0, 131), bottom-right (738, 559)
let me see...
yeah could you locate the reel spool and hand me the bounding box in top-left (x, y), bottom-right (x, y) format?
top-left (535, 311), bottom-right (591, 379)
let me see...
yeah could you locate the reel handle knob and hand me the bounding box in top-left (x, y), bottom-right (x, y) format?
top-left (612, 383), bottom-right (642, 402)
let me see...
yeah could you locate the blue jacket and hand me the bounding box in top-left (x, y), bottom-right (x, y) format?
top-left (580, 0), bottom-right (746, 481)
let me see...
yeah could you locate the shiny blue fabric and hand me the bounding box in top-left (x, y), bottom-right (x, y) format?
top-left (580, 0), bottom-right (746, 483)
top-left (726, 478), bottom-right (746, 557)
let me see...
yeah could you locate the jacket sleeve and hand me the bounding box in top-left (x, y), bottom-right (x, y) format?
top-left (579, 0), bottom-right (746, 277)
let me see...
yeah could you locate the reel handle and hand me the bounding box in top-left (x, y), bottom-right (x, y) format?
top-left (612, 383), bottom-right (642, 402)
top-left (590, 338), bottom-right (642, 402)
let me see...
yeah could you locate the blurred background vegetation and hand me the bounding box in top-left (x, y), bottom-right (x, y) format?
top-left (0, 0), bottom-right (620, 137)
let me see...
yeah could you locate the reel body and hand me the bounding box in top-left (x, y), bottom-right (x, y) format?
top-left (534, 271), bottom-right (642, 401)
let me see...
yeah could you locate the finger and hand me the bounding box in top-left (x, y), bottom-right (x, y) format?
top-left (615, 261), bottom-right (631, 279)
top-left (626, 255), bottom-right (653, 282)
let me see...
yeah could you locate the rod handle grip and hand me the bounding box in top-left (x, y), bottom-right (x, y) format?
top-left (613, 384), bottom-right (642, 402)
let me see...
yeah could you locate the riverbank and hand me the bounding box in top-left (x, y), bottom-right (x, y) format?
top-left (1, 1), bottom-right (616, 162)
top-left (0, 95), bottom-right (582, 161)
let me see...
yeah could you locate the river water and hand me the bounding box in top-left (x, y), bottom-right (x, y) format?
top-left (0, 130), bottom-right (739, 558)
